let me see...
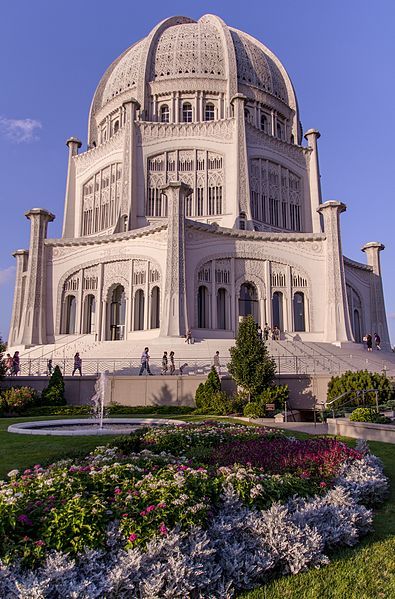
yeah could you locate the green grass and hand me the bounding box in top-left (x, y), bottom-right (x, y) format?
top-left (1, 416), bottom-right (394, 598)
top-left (241, 439), bottom-right (395, 599)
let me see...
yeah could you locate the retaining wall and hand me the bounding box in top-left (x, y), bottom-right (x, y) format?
top-left (327, 418), bottom-right (395, 444)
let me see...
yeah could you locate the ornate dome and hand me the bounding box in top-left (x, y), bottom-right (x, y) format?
top-left (89, 14), bottom-right (298, 141)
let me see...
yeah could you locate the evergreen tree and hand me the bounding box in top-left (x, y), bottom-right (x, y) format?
top-left (41, 365), bottom-right (66, 405)
top-left (228, 315), bottom-right (276, 400)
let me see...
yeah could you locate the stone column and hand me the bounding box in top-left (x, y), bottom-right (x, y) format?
top-left (362, 242), bottom-right (390, 348)
top-left (317, 201), bottom-right (353, 343)
top-left (20, 209), bottom-right (55, 346)
top-left (62, 137), bottom-right (81, 238)
top-left (304, 129), bottom-right (322, 234)
top-left (121, 98), bottom-right (140, 230)
top-left (231, 93), bottom-right (253, 227)
top-left (160, 181), bottom-right (192, 337)
top-left (8, 249), bottom-right (29, 346)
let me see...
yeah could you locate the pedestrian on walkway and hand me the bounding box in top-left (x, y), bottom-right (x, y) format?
top-left (263, 323), bottom-right (270, 341)
top-left (179, 362), bottom-right (188, 375)
top-left (5, 353), bottom-right (13, 375)
top-left (185, 328), bottom-right (192, 344)
top-left (374, 333), bottom-right (381, 351)
top-left (47, 358), bottom-right (53, 376)
top-left (272, 325), bottom-right (280, 341)
top-left (213, 351), bottom-right (221, 375)
top-left (161, 351), bottom-right (168, 375)
top-left (11, 351), bottom-right (20, 376)
top-left (257, 326), bottom-right (263, 341)
top-left (72, 352), bottom-right (82, 376)
top-left (366, 334), bottom-right (373, 352)
top-left (169, 351), bottom-right (175, 375)
top-left (139, 347), bottom-right (152, 375)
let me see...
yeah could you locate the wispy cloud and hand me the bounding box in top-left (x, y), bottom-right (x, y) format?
top-left (0, 266), bottom-right (16, 286)
top-left (0, 116), bottom-right (42, 143)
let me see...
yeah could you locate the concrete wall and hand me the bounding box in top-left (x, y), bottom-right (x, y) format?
top-left (327, 418), bottom-right (395, 444)
top-left (1, 372), bottom-right (331, 408)
top-left (0, 376), bottom-right (97, 406)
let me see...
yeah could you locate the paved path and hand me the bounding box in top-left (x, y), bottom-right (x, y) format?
top-left (243, 418), bottom-right (329, 435)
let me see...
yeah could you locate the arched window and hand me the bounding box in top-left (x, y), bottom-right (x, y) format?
top-left (197, 285), bottom-right (209, 328)
top-left (110, 285), bottom-right (126, 340)
top-left (182, 102), bottom-right (192, 123)
top-left (160, 104), bottom-right (169, 123)
top-left (293, 292), bottom-right (305, 332)
top-left (113, 120), bottom-right (119, 134)
top-left (272, 291), bottom-right (284, 331)
top-left (150, 286), bottom-right (160, 329)
top-left (205, 103), bottom-right (215, 121)
top-left (260, 114), bottom-right (268, 132)
top-left (353, 309), bottom-right (361, 343)
top-left (217, 288), bottom-right (227, 330)
top-left (134, 289), bottom-right (145, 331)
top-left (83, 294), bottom-right (96, 334)
top-left (63, 295), bottom-right (76, 334)
top-left (276, 122), bottom-right (283, 139)
top-left (239, 282), bottom-right (259, 323)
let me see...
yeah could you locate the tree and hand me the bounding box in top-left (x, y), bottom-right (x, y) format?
top-left (228, 315), bottom-right (276, 401)
top-left (41, 365), bottom-right (66, 405)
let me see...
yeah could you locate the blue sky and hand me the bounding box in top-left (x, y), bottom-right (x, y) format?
top-left (0, 0), bottom-right (394, 342)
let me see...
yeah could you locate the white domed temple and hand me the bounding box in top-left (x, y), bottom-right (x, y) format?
top-left (9, 14), bottom-right (390, 356)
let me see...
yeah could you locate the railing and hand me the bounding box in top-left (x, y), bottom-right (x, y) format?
top-left (10, 354), bottom-right (343, 377)
top-left (326, 388), bottom-right (379, 419)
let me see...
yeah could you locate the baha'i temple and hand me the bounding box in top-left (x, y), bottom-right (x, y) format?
top-left (8, 14), bottom-right (390, 355)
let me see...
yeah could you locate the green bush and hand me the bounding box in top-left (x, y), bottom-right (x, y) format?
top-left (41, 365), bottom-right (66, 406)
top-left (243, 402), bottom-right (266, 419)
top-left (349, 407), bottom-right (391, 424)
top-left (327, 370), bottom-right (394, 406)
top-left (258, 385), bottom-right (289, 409)
top-left (0, 386), bottom-right (38, 414)
top-left (195, 367), bottom-right (222, 412)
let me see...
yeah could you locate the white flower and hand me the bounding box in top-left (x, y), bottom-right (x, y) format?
top-left (7, 470), bottom-right (19, 478)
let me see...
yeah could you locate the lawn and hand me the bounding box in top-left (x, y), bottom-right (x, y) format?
top-left (0, 416), bottom-right (393, 598)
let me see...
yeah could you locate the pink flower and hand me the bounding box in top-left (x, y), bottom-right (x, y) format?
top-left (159, 522), bottom-right (168, 536)
top-left (35, 540), bottom-right (45, 547)
top-left (320, 481), bottom-right (327, 488)
top-left (140, 510), bottom-right (147, 517)
top-left (24, 469), bottom-right (32, 475)
top-left (146, 505), bottom-right (155, 513)
top-left (157, 502), bottom-right (166, 509)
top-left (122, 513), bottom-right (129, 518)
top-left (114, 488), bottom-right (122, 494)
top-left (128, 533), bottom-right (137, 542)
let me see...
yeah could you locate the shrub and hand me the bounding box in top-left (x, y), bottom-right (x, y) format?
top-left (0, 336), bottom-right (6, 378)
top-left (1, 386), bottom-right (38, 414)
top-left (41, 365), bottom-right (66, 406)
top-left (195, 367), bottom-right (222, 412)
top-left (243, 401), bottom-right (266, 418)
top-left (327, 370), bottom-right (394, 406)
top-left (349, 407), bottom-right (390, 424)
top-left (258, 384), bottom-right (289, 409)
top-left (228, 315), bottom-right (276, 400)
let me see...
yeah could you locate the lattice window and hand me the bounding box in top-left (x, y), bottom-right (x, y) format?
top-left (81, 162), bottom-right (122, 236)
top-left (64, 277), bottom-right (79, 291)
top-left (182, 102), bottom-right (192, 123)
top-left (272, 272), bottom-right (286, 287)
top-left (198, 266), bottom-right (211, 283)
top-left (292, 273), bottom-right (308, 288)
top-left (160, 104), bottom-right (170, 123)
top-left (205, 103), bottom-right (215, 121)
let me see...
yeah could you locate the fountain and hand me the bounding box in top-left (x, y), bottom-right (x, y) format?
top-left (7, 371), bottom-right (185, 436)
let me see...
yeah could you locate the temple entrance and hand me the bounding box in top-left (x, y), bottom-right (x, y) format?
top-left (150, 286), bottom-right (160, 329)
top-left (293, 292), bottom-right (305, 332)
top-left (109, 285), bottom-right (125, 340)
top-left (63, 295), bottom-right (76, 334)
top-left (134, 289), bottom-right (145, 331)
top-left (83, 294), bottom-right (96, 333)
top-left (239, 282), bottom-right (259, 323)
top-left (272, 291), bottom-right (284, 330)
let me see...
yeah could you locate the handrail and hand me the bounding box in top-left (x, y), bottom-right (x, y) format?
top-left (327, 388), bottom-right (379, 419)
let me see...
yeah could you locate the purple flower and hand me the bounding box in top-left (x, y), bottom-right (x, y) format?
top-left (17, 514), bottom-right (32, 526)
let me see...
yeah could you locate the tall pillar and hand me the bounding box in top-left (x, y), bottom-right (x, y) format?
top-left (62, 137), bottom-right (81, 238)
top-left (20, 209), bottom-right (55, 346)
top-left (362, 242), bottom-right (390, 347)
top-left (264, 260), bottom-right (272, 327)
top-left (9, 249), bottom-right (29, 346)
top-left (160, 181), bottom-right (192, 337)
top-left (317, 201), bottom-right (353, 343)
top-left (304, 129), bottom-right (322, 234)
top-left (231, 93), bottom-right (253, 227)
top-left (121, 98), bottom-right (140, 230)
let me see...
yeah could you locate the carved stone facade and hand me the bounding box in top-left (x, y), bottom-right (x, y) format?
top-left (8, 14), bottom-right (390, 349)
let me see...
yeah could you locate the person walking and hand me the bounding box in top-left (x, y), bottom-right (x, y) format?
top-left (263, 323), bottom-right (270, 341)
top-left (161, 351), bottom-right (168, 375)
top-left (272, 325), bottom-right (280, 341)
top-left (366, 334), bottom-right (373, 352)
top-left (47, 358), bottom-right (53, 376)
top-left (139, 347), bottom-right (152, 375)
top-left (5, 353), bottom-right (13, 375)
top-left (169, 351), bottom-right (175, 375)
top-left (72, 352), bottom-right (82, 375)
top-left (257, 326), bottom-right (263, 341)
top-left (374, 333), bottom-right (381, 351)
top-left (213, 350), bottom-right (221, 375)
top-left (185, 328), bottom-right (192, 344)
top-left (11, 351), bottom-right (20, 376)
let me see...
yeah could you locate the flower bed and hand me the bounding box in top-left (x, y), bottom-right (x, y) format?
top-left (0, 423), bottom-right (389, 598)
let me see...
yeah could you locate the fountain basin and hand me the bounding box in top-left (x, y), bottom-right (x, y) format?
top-left (7, 418), bottom-right (185, 436)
